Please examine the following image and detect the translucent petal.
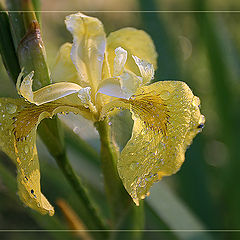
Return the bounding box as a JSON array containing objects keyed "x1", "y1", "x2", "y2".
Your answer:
[
  {"x1": 119, "y1": 70, "x2": 142, "y2": 98},
  {"x1": 98, "y1": 71, "x2": 141, "y2": 101},
  {"x1": 98, "y1": 78, "x2": 126, "y2": 99},
  {"x1": 132, "y1": 55, "x2": 154, "y2": 84},
  {"x1": 51, "y1": 43, "x2": 84, "y2": 86},
  {"x1": 107, "y1": 27, "x2": 158, "y2": 76},
  {"x1": 19, "y1": 72, "x2": 82, "y2": 105},
  {"x1": 0, "y1": 98, "x2": 91, "y2": 215},
  {"x1": 65, "y1": 12, "x2": 106, "y2": 94},
  {"x1": 113, "y1": 47, "x2": 127, "y2": 76},
  {"x1": 117, "y1": 81, "x2": 205, "y2": 205}
]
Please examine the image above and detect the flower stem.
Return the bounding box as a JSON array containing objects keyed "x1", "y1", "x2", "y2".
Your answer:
[
  {"x1": 95, "y1": 120, "x2": 131, "y2": 226},
  {"x1": 95, "y1": 120, "x2": 145, "y2": 236},
  {"x1": 38, "y1": 118, "x2": 108, "y2": 237}
]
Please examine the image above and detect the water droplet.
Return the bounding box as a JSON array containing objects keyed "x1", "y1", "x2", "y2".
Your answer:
[
  {"x1": 6, "y1": 103, "x2": 17, "y2": 114},
  {"x1": 130, "y1": 162, "x2": 139, "y2": 170},
  {"x1": 47, "y1": 86, "x2": 52, "y2": 93},
  {"x1": 130, "y1": 95, "x2": 136, "y2": 100},
  {"x1": 140, "y1": 194, "x2": 146, "y2": 200},
  {"x1": 139, "y1": 179, "x2": 146, "y2": 187},
  {"x1": 73, "y1": 126, "x2": 80, "y2": 135},
  {"x1": 24, "y1": 145, "x2": 29, "y2": 154},
  {"x1": 160, "y1": 90, "x2": 171, "y2": 100},
  {"x1": 199, "y1": 114, "x2": 205, "y2": 124},
  {"x1": 192, "y1": 96, "x2": 200, "y2": 107}
]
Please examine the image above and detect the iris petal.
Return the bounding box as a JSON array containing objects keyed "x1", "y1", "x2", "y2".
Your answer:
[
  {"x1": 116, "y1": 81, "x2": 205, "y2": 205},
  {"x1": 19, "y1": 72, "x2": 82, "y2": 106},
  {"x1": 132, "y1": 55, "x2": 154, "y2": 84},
  {"x1": 51, "y1": 43, "x2": 84, "y2": 86},
  {"x1": 113, "y1": 47, "x2": 127, "y2": 76},
  {"x1": 65, "y1": 12, "x2": 106, "y2": 94},
  {"x1": 107, "y1": 27, "x2": 158, "y2": 76},
  {"x1": 0, "y1": 98, "x2": 91, "y2": 215}
]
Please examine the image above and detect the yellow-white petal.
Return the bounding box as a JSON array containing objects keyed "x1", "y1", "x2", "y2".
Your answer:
[
  {"x1": 107, "y1": 27, "x2": 158, "y2": 77},
  {"x1": 65, "y1": 12, "x2": 106, "y2": 94},
  {"x1": 51, "y1": 43, "x2": 84, "y2": 86},
  {"x1": 132, "y1": 55, "x2": 154, "y2": 84},
  {"x1": 19, "y1": 72, "x2": 82, "y2": 105},
  {"x1": 97, "y1": 78, "x2": 126, "y2": 99},
  {"x1": 113, "y1": 47, "x2": 127, "y2": 76},
  {"x1": 119, "y1": 70, "x2": 142, "y2": 98},
  {"x1": 98, "y1": 70, "x2": 141, "y2": 100}
]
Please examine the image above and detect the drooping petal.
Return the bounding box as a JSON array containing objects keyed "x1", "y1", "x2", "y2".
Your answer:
[
  {"x1": 107, "y1": 27, "x2": 158, "y2": 77},
  {"x1": 116, "y1": 81, "x2": 205, "y2": 205},
  {"x1": 51, "y1": 43, "x2": 84, "y2": 86},
  {"x1": 0, "y1": 98, "x2": 91, "y2": 215},
  {"x1": 19, "y1": 72, "x2": 82, "y2": 106},
  {"x1": 65, "y1": 12, "x2": 106, "y2": 95}
]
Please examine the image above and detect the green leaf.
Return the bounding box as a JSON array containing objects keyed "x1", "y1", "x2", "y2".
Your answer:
[
  {"x1": 139, "y1": 0, "x2": 181, "y2": 81},
  {"x1": 0, "y1": 4, "x2": 21, "y2": 82},
  {"x1": 147, "y1": 182, "x2": 213, "y2": 240}
]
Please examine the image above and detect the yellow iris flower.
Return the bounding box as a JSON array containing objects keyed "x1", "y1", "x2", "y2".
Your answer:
[{"x1": 0, "y1": 12, "x2": 205, "y2": 215}]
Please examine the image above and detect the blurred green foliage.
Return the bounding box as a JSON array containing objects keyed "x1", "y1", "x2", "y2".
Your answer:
[{"x1": 1, "y1": 0, "x2": 240, "y2": 239}]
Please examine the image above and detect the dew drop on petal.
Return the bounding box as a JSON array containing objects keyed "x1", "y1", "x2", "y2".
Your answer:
[
  {"x1": 199, "y1": 114, "x2": 205, "y2": 124},
  {"x1": 159, "y1": 90, "x2": 171, "y2": 100},
  {"x1": 130, "y1": 162, "x2": 139, "y2": 170},
  {"x1": 73, "y1": 126, "x2": 80, "y2": 135},
  {"x1": 139, "y1": 179, "x2": 146, "y2": 188},
  {"x1": 24, "y1": 145, "x2": 29, "y2": 154},
  {"x1": 6, "y1": 103, "x2": 17, "y2": 114}
]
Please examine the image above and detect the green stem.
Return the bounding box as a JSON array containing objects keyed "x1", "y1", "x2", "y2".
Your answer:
[
  {"x1": 38, "y1": 118, "x2": 108, "y2": 236},
  {"x1": 95, "y1": 120, "x2": 145, "y2": 236},
  {"x1": 95, "y1": 120, "x2": 131, "y2": 226},
  {"x1": 95, "y1": 120, "x2": 144, "y2": 239}
]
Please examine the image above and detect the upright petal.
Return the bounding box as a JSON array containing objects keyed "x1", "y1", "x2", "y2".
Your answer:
[
  {"x1": 65, "y1": 12, "x2": 106, "y2": 95},
  {"x1": 113, "y1": 47, "x2": 127, "y2": 76},
  {"x1": 107, "y1": 28, "x2": 157, "y2": 76},
  {"x1": 132, "y1": 55, "x2": 154, "y2": 84},
  {"x1": 0, "y1": 98, "x2": 91, "y2": 215},
  {"x1": 117, "y1": 81, "x2": 205, "y2": 205},
  {"x1": 51, "y1": 43, "x2": 84, "y2": 86}
]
